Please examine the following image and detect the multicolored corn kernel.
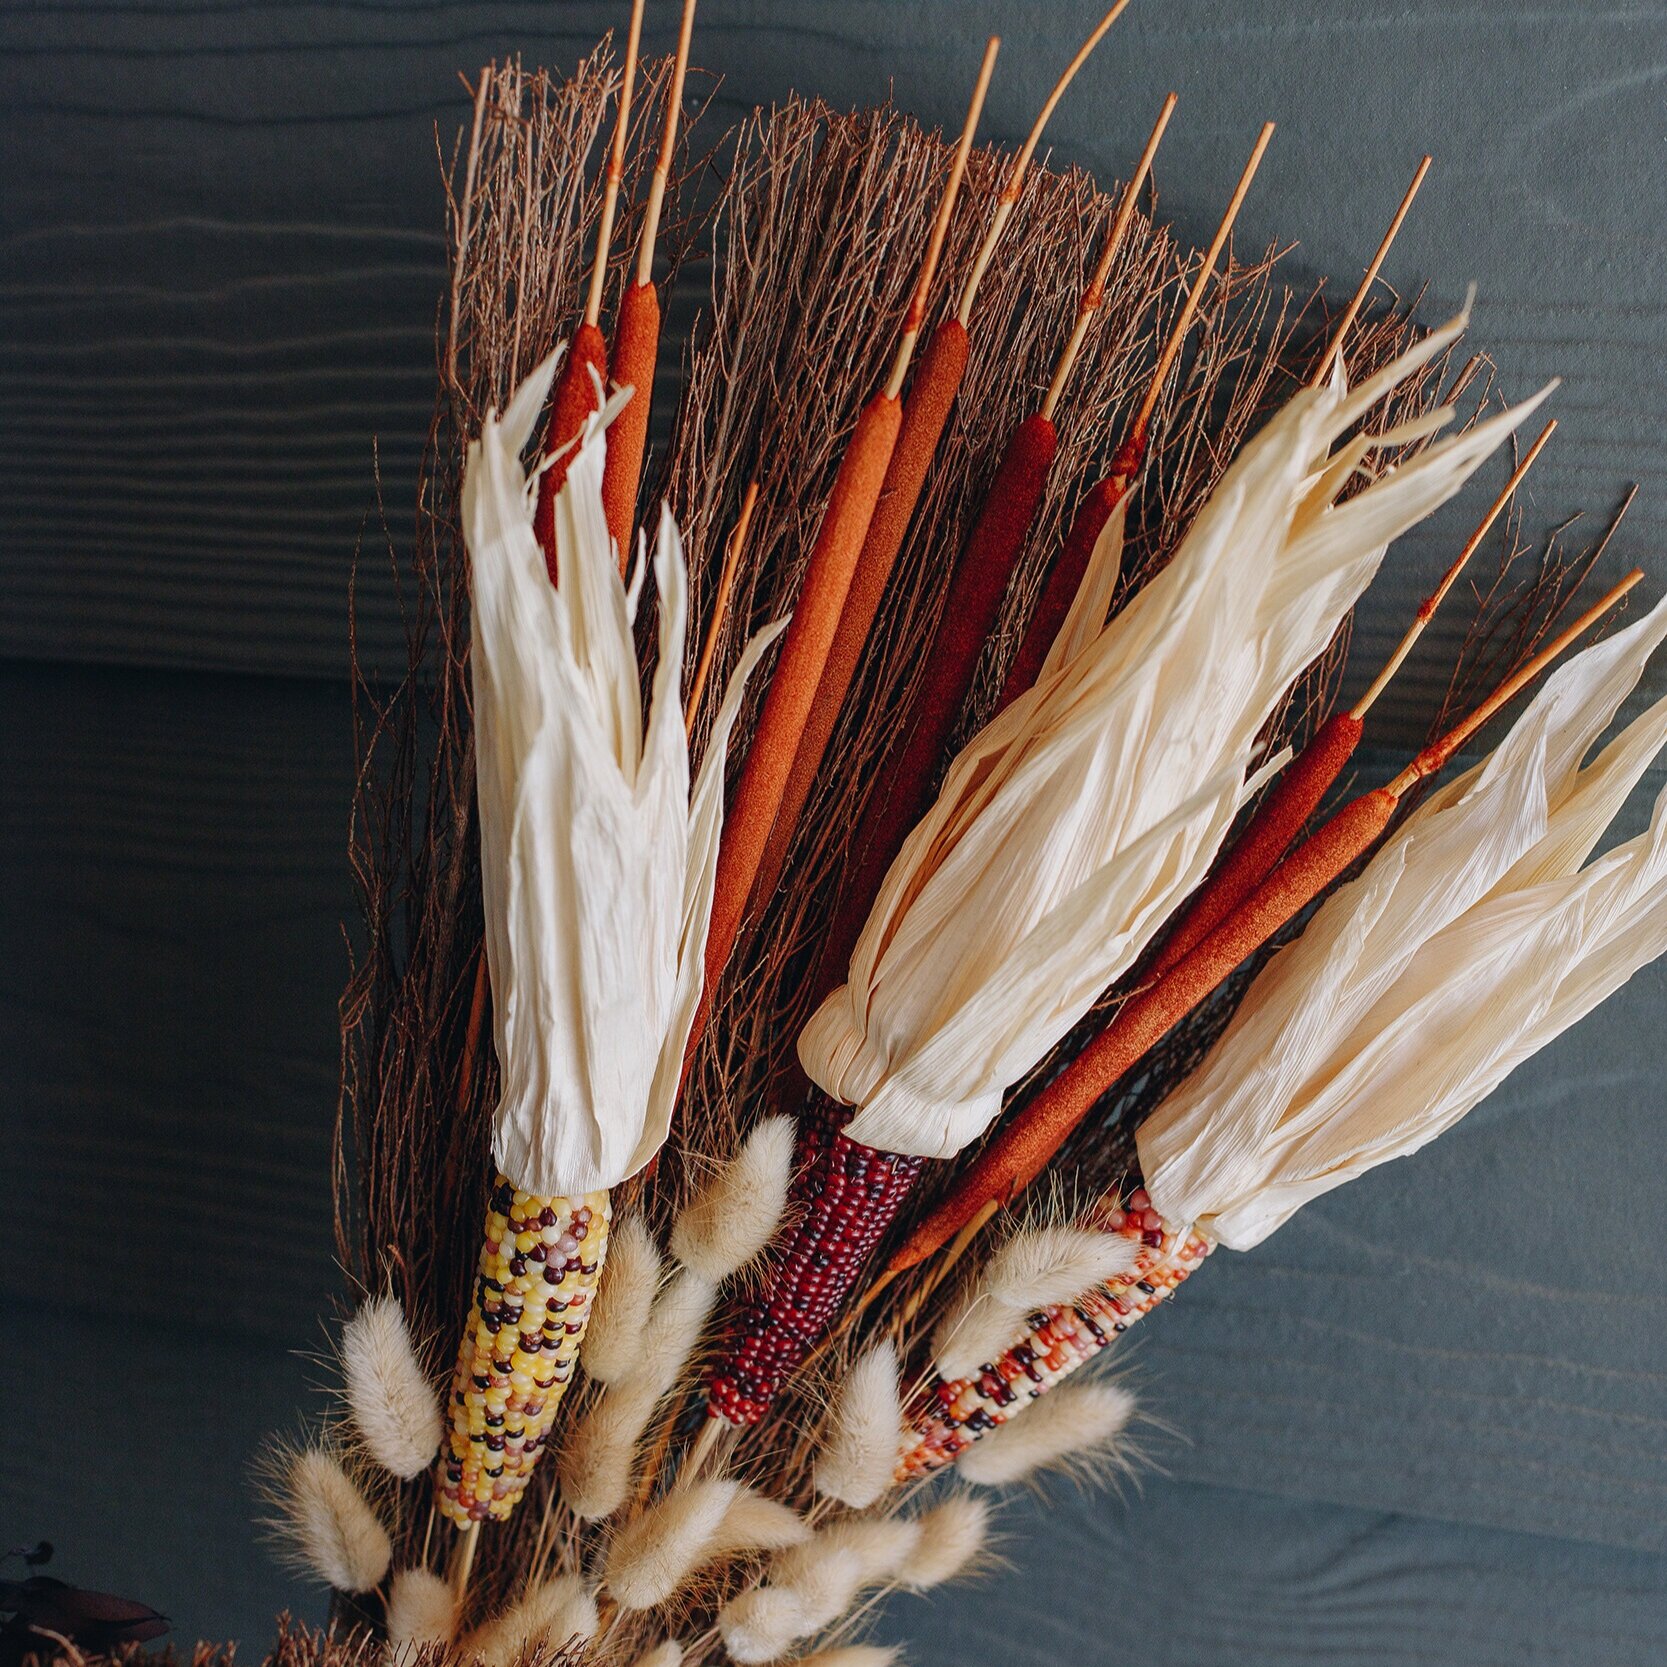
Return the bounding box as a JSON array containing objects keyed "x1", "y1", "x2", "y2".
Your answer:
[
  {"x1": 707, "y1": 1094, "x2": 925, "y2": 1426},
  {"x1": 436, "y1": 1175, "x2": 611, "y2": 1526},
  {"x1": 896, "y1": 1185, "x2": 1209, "y2": 1480}
]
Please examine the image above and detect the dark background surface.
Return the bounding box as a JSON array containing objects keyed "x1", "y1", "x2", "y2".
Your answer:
[{"x1": 3, "y1": 2, "x2": 1666, "y2": 1661}]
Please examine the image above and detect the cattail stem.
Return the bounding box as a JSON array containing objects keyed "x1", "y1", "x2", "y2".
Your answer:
[
  {"x1": 686, "y1": 482, "x2": 758, "y2": 737},
  {"x1": 1386, "y1": 567, "x2": 1644, "y2": 793},
  {"x1": 1040, "y1": 93, "x2": 1177, "y2": 423},
  {"x1": 884, "y1": 37, "x2": 999, "y2": 400},
  {"x1": 1351, "y1": 418, "x2": 1556, "y2": 721},
  {"x1": 602, "y1": 0, "x2": 699, "y2": 566},
  {"x1": 1310, "y1": 155, "x2": 1431, "y2": 388},
  {"x1": 955, "y1": 0, "x2": 1133, "y2": 326},
  {"x1": 1126, "y1": 120, "x2": 1275, "y2": 446}
]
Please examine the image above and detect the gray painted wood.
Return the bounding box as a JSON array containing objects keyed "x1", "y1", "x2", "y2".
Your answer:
[{"x1": 4, "y1": 0, "x2": 1667, "y2": 1655}]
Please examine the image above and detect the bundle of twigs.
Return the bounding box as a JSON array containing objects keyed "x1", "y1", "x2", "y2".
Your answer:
[{"x1": 277, "y1": 12, "x2": 1663, "y2": 1667}]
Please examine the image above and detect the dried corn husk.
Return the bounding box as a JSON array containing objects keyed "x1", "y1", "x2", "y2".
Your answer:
[
  {"x1": 802, "y1": 311, "x2": 1549, "y2": 1161},
  {"x1": 464, "y1": 352, "x2": 783, "y2": 1195},
  {"x1": 1140, "y1": 596, "x2": 1667, "y2": 1248}
]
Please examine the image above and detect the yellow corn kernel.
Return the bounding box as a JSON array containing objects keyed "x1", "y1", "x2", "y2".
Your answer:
[{"x1": 435, "y1": 1174, "x2": 611, "y2": 1527}]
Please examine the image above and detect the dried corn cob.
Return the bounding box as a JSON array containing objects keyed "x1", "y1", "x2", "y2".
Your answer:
[
  {"x1": 707, "y1": 1098, "x2": 924, "y2": 1426},
  {"x1": 437, "y1": 1176, "x2": 612, "y2": 1525},
  {"x1": 897, "y1": 1184, "x2": 1207, "y2": 1480}
]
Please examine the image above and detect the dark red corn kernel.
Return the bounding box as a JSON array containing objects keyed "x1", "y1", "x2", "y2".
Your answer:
[{"x1": 707, "y1": 1093, "x2": 925, "y2": 1426}]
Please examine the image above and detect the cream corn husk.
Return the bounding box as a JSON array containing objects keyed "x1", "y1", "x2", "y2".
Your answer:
[
  {"x1": 438, "y1": 351, "x2": 782, "y2": 1528},
  {"x1": 1139, "y1": 594, "x2": 1667, "y2": 1249},
  {"x1": 468, "y1": 351, "x2": 784, "y2": 1199},
  {"x1": 802, "y1": 310, "x2": 1551, "y2": 1160}
]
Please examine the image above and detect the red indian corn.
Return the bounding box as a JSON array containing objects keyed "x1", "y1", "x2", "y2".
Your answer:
[
  {"x1": 437, "y1": 1176, "x2": 611, "y2": 1525},
  {"x1": 707, "y1": 1097, "x2": 925, "y2": 1425}
]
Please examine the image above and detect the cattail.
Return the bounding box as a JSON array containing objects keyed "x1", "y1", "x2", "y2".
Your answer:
[
  {"x1": 898, "y1": 1495, "x2": 991, "y2": 1589},
  {"x1": 605, "y1": 1478, "x2": 808, "y2": 1610},
  {"x1": 339, "y1": 1295, "x2": 443, "y2": 1480},
  {"x1": 954, "y1": 1382, "x2": 1138, "y2": 1488},
  {"x1": 671, "y1": 1114, "x2": 795, "y2": 1281},
  {"x1": 815, "y1": 1342, "x2": 904, "y2": 1509},
  {"x1": 583, "y1": 1214, "x2": 664, "y2": 1384},
  {"x1": 270, "y1": 1447, "x2": 391, "y2": 1593},
  {"x1": 533, "y1": 0, "x2": 645, "y2": 569},
  {"x1": 601, "y1": 0, "x2": 698, "y2": 566},
  {"x1": 385, "y1": 1567, "x2": 457, "y2": 1650},
  {"x1": 932, "y1": 1226, "x2": 1138, "y2": 1380},
  {"x1": 473, "y1": 1573, "x2": 599, "y2": 1667}
]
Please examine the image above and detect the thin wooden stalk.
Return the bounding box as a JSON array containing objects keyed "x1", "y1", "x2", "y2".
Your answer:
[
  {"x1": 602, "y1": 0, "x2": 699, "y2": 569},
  {"x1": 534, "y1": 0, "x2": 647, "y2": 571},
  {"x1": 994, "y1": 121, "x2": 1275, "y2": 711}
]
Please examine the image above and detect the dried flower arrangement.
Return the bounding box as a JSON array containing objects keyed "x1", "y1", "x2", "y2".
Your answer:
[{"x1": 29, "y1": 5, "x2": 1642, "y2": 1667}]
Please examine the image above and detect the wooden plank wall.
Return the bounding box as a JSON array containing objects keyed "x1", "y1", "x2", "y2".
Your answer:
[{"x1": 2, "y1": 1, "x2": 1665, "y2": 1656}]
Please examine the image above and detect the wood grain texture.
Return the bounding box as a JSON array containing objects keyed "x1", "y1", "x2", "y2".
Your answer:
[{"x1": 4, "y1": 1, "x2": 1667, "y2": 749}]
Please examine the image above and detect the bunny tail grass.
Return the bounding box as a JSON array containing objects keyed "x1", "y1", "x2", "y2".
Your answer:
[
  {"x1": 385, "y1": 1567, "x2": 458, "y2": 1649},
  {"x1": 815, "y1": 1341, "x2": 904, "y2": 1509},
  {"x1": 955, "y1": 1382, "x2": 1139, "y2": 1488},
  {"x1": 933, "y1": 1226, "x2": 1139, "y2": 1380},
  {"x1": 671, "y1": 1114, "x2": 795, "y2": 1280},
  {"x1": 340, "y1": 1295, "x2": 443, "y2": 1480},
  {"x1": 583, "y1": 1214, "x2": 664, "y2": 1384},
  {"x1": 268, "y1": 1446, "x2": 391, "y2": 1594}
]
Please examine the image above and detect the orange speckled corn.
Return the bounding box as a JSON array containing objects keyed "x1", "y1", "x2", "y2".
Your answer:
[
  {"x1": 436, "y1": 1174, "x2": 611, "y2": 1526},
  {"x1": 896, "y1": 1184, "x2": 1209, "y2": 1481}
]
